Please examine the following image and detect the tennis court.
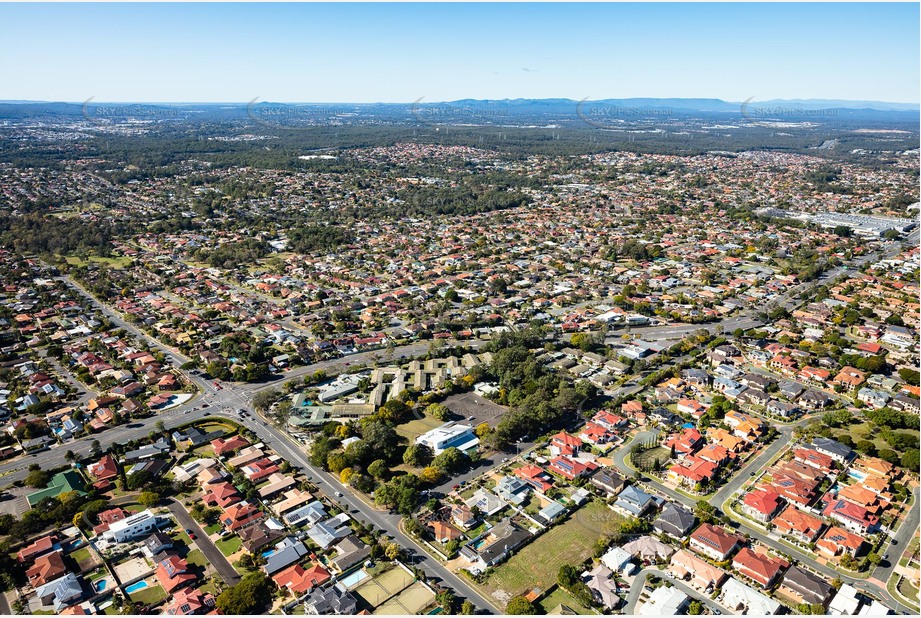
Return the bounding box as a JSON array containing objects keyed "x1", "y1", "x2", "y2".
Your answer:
[
  {"x1": 373, "y1": 582, "x2": 436, "y2": 615},
  {"x1": 353, "y1": 566, "x2": 416, "y2": 609}
]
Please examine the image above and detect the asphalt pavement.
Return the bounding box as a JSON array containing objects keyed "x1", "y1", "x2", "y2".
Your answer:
[
  {"x1": 623, "y1": 568, "x2": 728, "y2": 614},
  {"x1": 166, "y1": 499, "x2": 241, "y2": 585}
]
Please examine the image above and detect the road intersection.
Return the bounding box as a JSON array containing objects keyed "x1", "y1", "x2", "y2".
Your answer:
[{"x1": 5, "y1": 235, "x2": 913, "y2": 612}]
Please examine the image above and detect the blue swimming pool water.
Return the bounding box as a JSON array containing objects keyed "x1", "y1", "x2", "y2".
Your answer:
[
  {"x1": 338, "y1": 569, "x2": 368, "y2": 588},
  {"x1": 125, "y1": 581, "x2": 148, "y2": 593},
  {"x1": 262, "y1": 550, "x2": 274, "y2": 558},
  {"x1": 95, "y1": 579, "x2": 107, "y2": 592}
]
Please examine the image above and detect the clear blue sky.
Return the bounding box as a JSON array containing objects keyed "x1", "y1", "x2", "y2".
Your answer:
[{"x1": 1, "y1": 2, "x2": 918, "y2": 103}]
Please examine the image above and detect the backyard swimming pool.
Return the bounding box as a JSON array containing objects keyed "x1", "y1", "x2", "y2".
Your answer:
[
  {"x1": 338, "y1": 569, "x2": 369, "y2": 588},
  {"x1": 94, "y1": 579, "x2": 107, "y2": 592},
  {"x1": 125, "y1": 581, "x2": 149, "y2": 594}
]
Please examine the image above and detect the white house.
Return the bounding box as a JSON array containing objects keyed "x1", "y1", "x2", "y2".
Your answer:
[
  {"x1": 720, "y1": 577, "x2": 781, "y2": 615},
  {"x1": 101, "y1": 510, "x2": 161, "y2": 543}
]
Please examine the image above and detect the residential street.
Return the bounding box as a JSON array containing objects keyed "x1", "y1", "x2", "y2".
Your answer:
[
  {"x1": 166, "y1": 499, "x2": 241, "y2": 586},
  {"x1": 3, "y1": 241, "x2": 913, "y2": 612},
  {"x1": 622, "y1": 568, "x2": 728, "y2": 614}
]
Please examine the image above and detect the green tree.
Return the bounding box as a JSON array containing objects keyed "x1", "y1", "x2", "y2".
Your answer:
[
  {"x1": 360, "y1": 419, "x2": 402, "y2": 461},
  {"x1": 25, "y1": 469, "x2": 50, "y2": 488},
  {"x1": 367, "y1": 459, "x2": 389, "y2": 480},
  {"x1": 378, "y1": 399, "x2": 413, "y2": 423},
  {"x1": 506, "y1": 596, "x2": 537, "y2": 615},
  {"x1": 138, "y1": 492, "x2": 160, "y2": 508},
  {"x1": 459, "y1": 600, "x2": 475, "y2": 615},
  {"x1": 403, "y1": 444, "x2": 432, "y2": 467},
  {"x1": 558, "y1": 564, "x2": 580, "y2": 588},
  {"x1": 327, "y1": 453, "x2": 349, "y2": 474},
  {"x1": 695, "y1": 500, "x2": 716, "y2": 524},
  {"x1": 425, "y1": 403, "x2": 451, "y2": 421},
  {"x1": 901, "y1": 449, "x2": 920, "y2": 471},
  {"x1": 435, "y1": 589, "x2": 456, "y2": 612},
  {"x1": 216, "y1": 572, "x2": 274, "y2": 614},
  {"x1": 432, "y1": 447, "x2": 467, "y2": 473},
  {"x1": 252, "y1": 388, "x2": 278, "y2": 412}
]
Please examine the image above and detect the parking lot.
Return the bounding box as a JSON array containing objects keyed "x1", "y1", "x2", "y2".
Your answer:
[{"x1": 443, "y1": 391, "x2": 506, "y2": 427}]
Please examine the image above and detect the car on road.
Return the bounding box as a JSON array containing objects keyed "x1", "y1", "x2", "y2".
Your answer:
[
  {"x1": 467, "y1": 416, "x2": 475, "y2": 421},
  {"x1": 335, "y1": 491, "x2": 343, "y2": 498}
]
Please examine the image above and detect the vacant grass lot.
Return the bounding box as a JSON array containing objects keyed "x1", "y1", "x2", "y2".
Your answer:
[
  {"x1": 63, "y1": 255, "x2": 133, "y2": 269},
  {"x1": 831, "y1": 424, "x2": 919, "y2": 459},
  {"x1": 483, "y1": 501, "x2": 624, "y2": 599},
  {"x1": 395, "y1": 416, "x2": 443, "y2": 441}
]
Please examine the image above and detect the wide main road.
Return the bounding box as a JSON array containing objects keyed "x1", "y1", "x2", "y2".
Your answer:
[{"x1": 0, "y1": 401, "x2": 500, "y2": 613}]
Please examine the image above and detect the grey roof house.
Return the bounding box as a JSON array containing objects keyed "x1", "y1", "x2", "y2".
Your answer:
[{"x1": 653, "y1": 503, "x2": 696, "y2": 538}]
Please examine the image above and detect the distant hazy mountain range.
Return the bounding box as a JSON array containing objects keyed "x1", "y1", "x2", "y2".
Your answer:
[
  {"x1": 1, "y1": 97, "x2": 917, "y2": 111},
  {"x1": 0, "y1": 98, "x2": 916, "y2": 124}
]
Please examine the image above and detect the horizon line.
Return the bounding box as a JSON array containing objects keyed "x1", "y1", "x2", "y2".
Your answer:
[{"x1": 2, "y1": 97, "x2": 920, "y2": 107}]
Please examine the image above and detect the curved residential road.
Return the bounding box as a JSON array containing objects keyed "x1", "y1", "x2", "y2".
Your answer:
[
  {"x1": 623, "y1": 568, "x2": 728, "y2": 614},
  {"x1": 610, "y1": 418, "x2": 911, "y2": 610}
]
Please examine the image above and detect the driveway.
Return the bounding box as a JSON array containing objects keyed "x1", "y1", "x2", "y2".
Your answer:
[{"x1": 166, "y1": 499, "x2": 240, "y2": 585}]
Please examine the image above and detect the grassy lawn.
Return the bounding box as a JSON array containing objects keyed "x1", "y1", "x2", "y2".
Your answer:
[
  {"x1": 465, "y1": 521, "x2": 490, "y2": 540},
  {"x1": 215, "y1": 535, "x2": 243, "y2": 556},
  {"x1": 129, "y1": 584, "x2": 168, "y2": 606},
  {"x1": 898, "y1": 577, "x2": 919, "y2": 603},
  {"x1": 186, "y1": 549, "x2": 208, "y2": 567},
  {"x1": 204, "y1": 522, "x2": 223, "y2": 535},
  {"x1": 538, "y1": 587, "x2": 596, "y2": 615},
  {"x1": 64, "y1": 255, "x2": 133, "y2": 269},
  {"x1": 171, "y1": 529, "x2": 194, "y2": 548},
  {"x1": 632, "y1": 447, "x2": 671, "y2": 472},
  {"x1": 522, "y1": 497, "x2": 542, "y2": 517},
  {"x1": 198, "y1": 422, "x2": 235, "y2": 434},
  {"x1": 69, "y1": 546, "x2": 92, "y2": 564},
  {"x1": 198, "y1": 579, "x2": 222, "y2": 596},
  {"x1": 483, "y1": 501, "x2": 624, "y2": 598},
  {"x1": 832, "y1": 424, "x2": 920, "y2": 458},
  {"x1": 395, "y1": 416, "x2": 443, "y2": 441},
  {"x1": 192, "y1": 445, "x2": 216, "y2": 459}
]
